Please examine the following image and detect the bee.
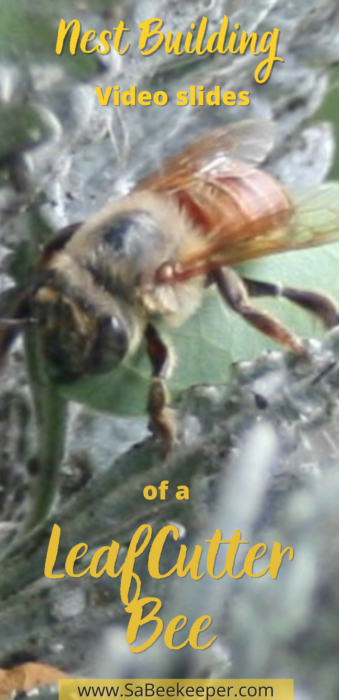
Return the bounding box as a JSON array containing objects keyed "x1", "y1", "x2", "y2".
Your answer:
[{"x1": 2, "y1": 119, "x2": 339, "y2": 451}]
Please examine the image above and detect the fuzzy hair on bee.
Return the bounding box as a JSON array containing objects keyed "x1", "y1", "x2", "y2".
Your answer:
[
  {"x1": 32, "y1": 191, "x2": 205, "y2": 384},
  {"x1": 2, "y1": 119, "x2": 339, "y2": 451}
]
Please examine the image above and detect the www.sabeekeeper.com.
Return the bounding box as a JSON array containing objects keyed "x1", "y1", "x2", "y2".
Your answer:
[{"x1": 59, "y1": 679, "x2": 293, "y2": 699}]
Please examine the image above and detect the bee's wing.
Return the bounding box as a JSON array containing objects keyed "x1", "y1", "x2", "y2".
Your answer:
[
  {"x1": 137, "y1": 120, "x2": 339, "y2": 280},
  {"x1": 228, "y1": 183, "x2": 339, "y2": 263},
  {"x1": 159, "y1": 182, "x2": 339, "y2": 281},
  {"x1": 289, "y1": 184, "x2": 339, "y2": 250},
  {"x1": 138, "y1": 119, "x2": 276, "y2": 191}
]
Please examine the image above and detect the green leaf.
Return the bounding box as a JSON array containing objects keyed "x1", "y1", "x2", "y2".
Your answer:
[{"x1": 59, "y1": 350, "x2": 150, "y2": 417}]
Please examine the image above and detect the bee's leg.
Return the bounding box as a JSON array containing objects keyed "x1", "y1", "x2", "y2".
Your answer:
[
  {"x1": 145, "y1": 323, "x2": 176, "y2": 454},
  {"x1": 242, "y1": 277, "x2": 339, "y2": 329},
  {"x1": 213, "y1": 267, "x2": 305, "y2": 353}
]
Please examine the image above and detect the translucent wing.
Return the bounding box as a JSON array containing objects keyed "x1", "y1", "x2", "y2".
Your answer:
[
  {"x1": 290, "y1": 184, "x2": 339, "y2": 250},
  {"x1": 136, "y1": 120, "x2": 339, "y2": 282},
  {"x1": 153, "y1": 176, "x2": 339, "y2": 283},
  {"x1": 138, "y1": 120, "x2": 276, "y2": 191},
  {"x1": 170, "y1": 182, "x2": 339, "y2": 281},
  {"x1": 229, "y1": 183, "x2": 339, "y2": 263}
]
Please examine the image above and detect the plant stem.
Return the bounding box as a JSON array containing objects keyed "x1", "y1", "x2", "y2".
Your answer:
[{"x1": 24, "y1": 323, "x2": 68, "y2": 532}]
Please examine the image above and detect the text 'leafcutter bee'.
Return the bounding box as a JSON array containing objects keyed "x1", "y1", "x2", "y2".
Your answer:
[{"x1": 2, "y1": 119, "x2": 339, "y2": 450}]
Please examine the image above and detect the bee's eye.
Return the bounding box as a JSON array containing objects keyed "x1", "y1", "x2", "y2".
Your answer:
[
  {"x1": 94, "y1": 315, "x2": 129, "y2": 371},
  {"x1": 106, "y1": 316, "x2": 128, "y2": 353}
]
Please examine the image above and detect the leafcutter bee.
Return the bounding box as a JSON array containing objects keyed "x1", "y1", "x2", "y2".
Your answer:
[{"x1": 2, "y1": 119, "x2": 339, "y2": 451}]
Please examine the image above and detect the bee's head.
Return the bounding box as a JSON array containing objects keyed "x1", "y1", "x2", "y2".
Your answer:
[{"x1": 32, "y1": 285, "x2": 130, "y2": 381}]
